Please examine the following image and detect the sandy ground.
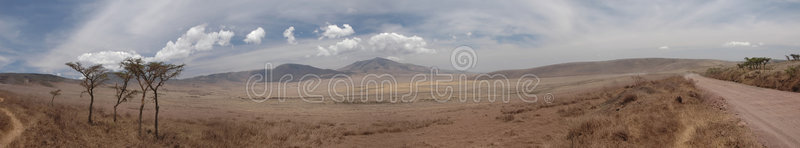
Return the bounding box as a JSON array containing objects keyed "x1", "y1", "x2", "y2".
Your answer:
[{"x1": 687, "y1": 74, "x2": 800, "y2": 147}]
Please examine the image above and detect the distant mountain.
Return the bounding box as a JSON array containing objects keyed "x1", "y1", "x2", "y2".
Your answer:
[
  {"x1": 0, "y1": 73, "x2": 72, "y2": 87},
  {"x1": 184, "y1": 63, "x2": 348, "y2": 83},
  {"x1": 487, "y1": 58, "x2": 734, "y2": 78},
  {"x1": 337, "y1": 57, "x2": 433, "y2": 75}
]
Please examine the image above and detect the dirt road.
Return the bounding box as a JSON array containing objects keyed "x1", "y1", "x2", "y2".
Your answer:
[
  {"x1": 687, "y1": 74, "x2": 800, "y2": 148},
  {"x1": 0, "y1": 107, "x2": 24, "y2": 147}
]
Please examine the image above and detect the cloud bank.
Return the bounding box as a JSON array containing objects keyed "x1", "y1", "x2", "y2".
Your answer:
[
  {"x1": 316, "y1": 32, "x2": 435, "y2": 56},
  {"x1": 77, "y1": 51, "x2": 143, "y2": 71},
  {"x1": 76, "y1": 24, "x2": 234, "y2": 71}
]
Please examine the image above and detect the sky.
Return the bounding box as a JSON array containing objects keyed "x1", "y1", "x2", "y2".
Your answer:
[{"x1": 0, "y1": 0, "x2": 799, "y2": 78}]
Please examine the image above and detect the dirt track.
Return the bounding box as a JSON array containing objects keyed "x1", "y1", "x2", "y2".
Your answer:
[
  {"x1": 687, "y1": 74, "x2": 800, "y2": 147},
  {"x1": 0, "y1": 104, "x2": 24, "y2": 146}
]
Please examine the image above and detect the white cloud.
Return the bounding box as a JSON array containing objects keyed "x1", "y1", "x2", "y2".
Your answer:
[
  {"x1": 23, "y1": 0, "x2": 800, "y2": 76},
  {"x1": 283, "y1": 26, "x2": 297, "y2": 45},
  {"x1": 466, "y1": 32, "x2": 472, "y2": 37},
  {"x1": 243, "y1": 27, "x2": 265, "y2": 44},
  {"x1": 367, "y1": 32, "x2": 435, "y2": 54},
  {"x1": 151, "y1": 24, "x2": 234, "y2": 61},
  {"x1": 318, "y1": 24, "x2": 354, "y2": 39},
  {"x1": 316, "y1": 37, "x2": 362, "y2": 56},
  {"x1": 722, "y1": 41, "x2": 763, "y2": 47},
  {"x1": 77, "y1": 51, "x2": 143, "y2": 71},
  {"x1": 316, "y1": 32, "x2": 435, "y2": 56},
  {"x1": 74, "y1": 24, "x2": 234, "y2": 71},
  {"x1": 658, "y1": 46, "x2": 669, "y2": 49}
]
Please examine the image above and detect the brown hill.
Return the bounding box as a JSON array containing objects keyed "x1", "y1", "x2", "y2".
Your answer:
[
  {"x1": 185, "y1": 63, "x2": 348, "y2": 83},
  {"x1": 488, "y1": 58, "x2": 733, "y2": 78},
  {"x1": 337, "y1": 57, "x2": 433, "y2": 75},
  {"x1": 0, "y1": 73, "x2": 72, "y2": 87}
]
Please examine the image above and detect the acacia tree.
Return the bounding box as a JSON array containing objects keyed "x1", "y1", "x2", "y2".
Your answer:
[
  {"x1": 49, "y1": 89, "x2": 61, "y2": 106},
  {"x1": 122, "y1": 58, "x2": 150, "y2": 136},
  {"x1": 742, "y1": 57, "x2": 771, "y2": 71},
  {"x1": 143, "y1": 62, "x2": 184, "y2": 137},
  {"x1": 111, "y1": 71, "x2": 139, "y2": 122},
  {"x1": 66, "y1": 62, "x2": 109, "y2": 124}
]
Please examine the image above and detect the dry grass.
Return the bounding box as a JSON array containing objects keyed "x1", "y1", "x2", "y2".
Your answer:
[
  {"x1": 0, "y1": 109, "x2": 10, "y2": 136},
  {"x1": 0, "y1": 74, "x2": 762, "y2": 147},
  {"x1": 0, "y1": 90, "x2": 353, "y2": 147},
  {"x1": 554, "y1": 76, "x2": 761, "y2": 147},
  {"x1": 705, "y1": 61, "x2": 800, "y2": 92},
  {"x1": 0, "y1": 89, "x2": 465, "y2": 147},
  {"x1": 343, "y1": 118, "x2": 453, "y2": 136}
]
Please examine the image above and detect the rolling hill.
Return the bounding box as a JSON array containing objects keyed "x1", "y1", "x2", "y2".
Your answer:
[
  {"x1": 337, "y1": 57, "x2": 433, "y2": 75},
  {"x1": 0, "y1": 73, "x2": 72, "y2": 87},
  {"x1": 486, "y1": 58, "x2": 733, "y2": 78},
  {"x1": 184, "y1": 63, "x2": 348, "y2": 83}
]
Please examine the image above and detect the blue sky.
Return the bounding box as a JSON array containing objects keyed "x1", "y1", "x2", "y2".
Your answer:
[{"x1": 0, "y1": 0, "x2": 799, "y2": 78}]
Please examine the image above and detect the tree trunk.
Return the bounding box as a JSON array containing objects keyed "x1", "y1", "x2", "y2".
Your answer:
[
  {"x1": 50, "y1": 95, "x2": 55, "y2": 106},
  {"x1": 88, "y1": 90, "x2": 94, "y2": 124},
  {"x1": 138, "y1": 94, "x2": 145, "y2": 136},
  {"x1": 154, "y1": 90, "x2": 160, "y2": 138},
  {"x1": 113, "y1": 103, "x2": 119, "y2": 122}
]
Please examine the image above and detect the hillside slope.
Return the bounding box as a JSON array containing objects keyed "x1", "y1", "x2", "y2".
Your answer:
[
  {"x1": 0, "y1": 73, "x2": 71, "y2": 87},
  {"x1": 488, "y1": 58, "x2": 733, "y2": 78},
  {"x1": 337, "y1": 57, "x2": 432, "y2": 75},
  {"x1": 185, "y1": 63, "x2": 348, "y2": 83}
]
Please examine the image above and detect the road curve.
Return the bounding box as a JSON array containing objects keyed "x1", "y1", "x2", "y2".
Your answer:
[
  {"x1": 0, "y1": 107, "x2": 24, "y2": 147},
  {"x1": 686, "y1": 74, "x2": 800, "y2": 148}
]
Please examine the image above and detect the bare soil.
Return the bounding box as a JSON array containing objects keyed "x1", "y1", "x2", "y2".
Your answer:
[{"x1": 688, "y1": 73, "x2": 800, "y2": 147}]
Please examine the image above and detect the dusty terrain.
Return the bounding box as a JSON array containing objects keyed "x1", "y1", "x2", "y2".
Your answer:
[
  {"x1": 0, "y1": 72, "x2": 763, "y2": 147},
  {"x1": 689, "y1": 74, "x2": 800, "y2": 147},
  {"x1": 0, "y1": 98, "x2": 24, "y2": 146},
  {"x1": 0, "y1": 58, "x2": 768, "y2": 147}
]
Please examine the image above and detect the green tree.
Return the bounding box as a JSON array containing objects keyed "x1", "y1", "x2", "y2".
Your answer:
[
  {"x1": 111, "y1": 71, "x2": 139, "y2": 122},
  {"x1": 65, "y1": 62, "x2": 109, "y2": 124},
  {"x1": 143, "y1": 62, "x2": 184, "y2": 138},
  {"x1": 49, "y1": 89, "x2": 61, "y2": 106},
  {"x1": 122, "y1": 58, "x2": 150, "y2": 136},
  {"x1": 122, "y1": 58, "x2": 184, "y2": 137}
]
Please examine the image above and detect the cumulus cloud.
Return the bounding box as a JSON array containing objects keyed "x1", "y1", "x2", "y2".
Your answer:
[
  {"x1": 283, "y1": 26, "x2": 297, "y2": 45},
  {"x1": 723, "y1": 41, "x2": 763, "y2": 47},
  {"x1": 74, "y1": 24, "x2": 234, "y2": 71},
  {"x1": 318, "y1": 24, "x2": 354, "y2": 39},
  {"x1": 244, "y1": 27, "x2": 265, "y2": 44},
  {"x1": 316, "y1": 32, "x2": 435, "y2": 56},
  {"x1": 152, "y1": 24, "x2": 234, "y2": 61},
  {"x1": 367, "y1": 32, "x2": 435, "y2": 54},
  {"x1": 316, "y1": 37, "x2": 362, "y2": 56},
  {"x1": 77, "y1": 51, "x2": 143, "y2": 71}
]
